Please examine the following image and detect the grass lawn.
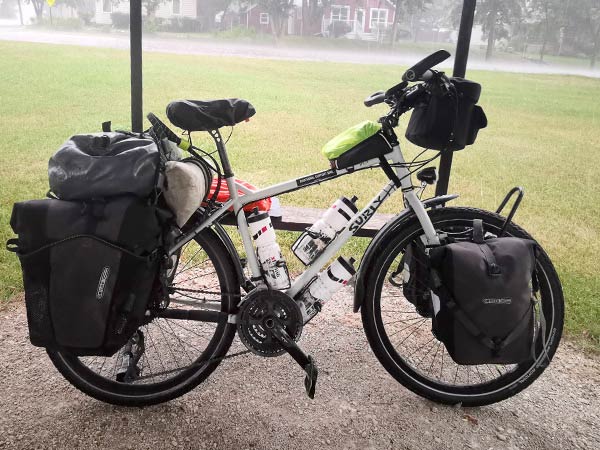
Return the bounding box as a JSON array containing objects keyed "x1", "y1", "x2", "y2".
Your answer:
[{"x1": 0, "y1": 41, "x2": 598, "y2": 349}]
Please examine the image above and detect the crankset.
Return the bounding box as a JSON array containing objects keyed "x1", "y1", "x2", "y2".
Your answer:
[{"x1": 237, "y1": 289, "x2": 319, "y2": 399}]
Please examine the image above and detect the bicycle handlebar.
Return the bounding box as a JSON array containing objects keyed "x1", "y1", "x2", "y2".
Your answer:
[
  {"x1": 364, "y1": 50, "x2": 452, "y2": 128},
  {"x1": 147, "y1": 112, "x2": 191, "y2": 151},
  {"x1": 402, "y1": 49, "x2": 451, "y2": 82}
]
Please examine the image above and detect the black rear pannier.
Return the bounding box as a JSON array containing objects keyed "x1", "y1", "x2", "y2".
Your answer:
[
  {"x1": 405, "y1": 77, "x2": 487, "y2": 151},
  {"x1": 8, "y1": 196, "x2": 162, "y2": 356},
  {"x1": 48, "y1": 132, "x2": 161, "y2": 200},
  {"x1": 428, "y1": 220, "x2": 538, "y2": 365}
]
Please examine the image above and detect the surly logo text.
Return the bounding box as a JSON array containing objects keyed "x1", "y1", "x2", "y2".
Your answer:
[
  {"x1": 96, "y1": 266, "x2": 111, "y2": 300},
  {"x1": 349, "y1": 195, "x2": 384, "y2": 233},
  {"x1": 482, "y1": 298, "x2": 512, "y2": 305}
]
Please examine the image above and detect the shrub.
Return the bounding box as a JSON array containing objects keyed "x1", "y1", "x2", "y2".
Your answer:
[
  {"x1": 329, "y1": 21, "x2": 351, "y2": 38},
  {"x1": 215, "y1": 25, "x2": 257, "y2": 39},
  {"x1": 142, "y1": 17, "x2": 164, "y2": 33},
  {"x1": 111, "y1": 12, "x2": 130, "y2": 30},
  {"x1": 34, "y1": 17, "x2": 83, "y2": 30}
]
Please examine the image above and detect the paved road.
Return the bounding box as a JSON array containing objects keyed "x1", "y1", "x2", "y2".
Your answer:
[
  {"x1": 0, "y1": 291, "x2": 598, "y2": 450},
  {"x1": 1, "y1": 26, "x2": 599, "y2": 78}
]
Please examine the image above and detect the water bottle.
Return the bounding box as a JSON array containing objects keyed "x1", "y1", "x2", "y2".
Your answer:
[
  {"x1": 291, "y1": 196, "x2": 358, "y2": 265},
  {"x1": 299, "y1": 257, "x2": 356, "y2": 321},
  {"x1": 247, "y1": 209, "x2": 291, "y2": 290}
]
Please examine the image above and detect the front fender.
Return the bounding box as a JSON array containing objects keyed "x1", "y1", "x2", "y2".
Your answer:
[{"x1": 353, "y1": 194, "x2": 457, "y2": 312}]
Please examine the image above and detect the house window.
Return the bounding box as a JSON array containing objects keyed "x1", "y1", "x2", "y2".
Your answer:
[
  {"x1": 331, "y1": 5, "x2": 350, "y2": 22},
  {"x1": 260, "y1": 13, "x2": 269, "y2": 25},
  {"x1": 172, "y1": 0, "x2": 181, "y2": 15},
  {"x1": 102, "y1": 0, "x2": 112, "y2": 13},
  {"x1": 369, "y1": 8, "x2": 388, "y2": 28}
]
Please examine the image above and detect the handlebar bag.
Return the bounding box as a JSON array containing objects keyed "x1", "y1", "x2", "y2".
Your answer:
[
  {"x1": 405, "y1": 78, "x2": 487, "y2": 151},
  {"x1": 8, "y1": 196, "x2": 162, "y2": 356},
  {"x1": 48, "y1": 132, "x2": 161, "y2": 200},
  {"x1": 322, "y1": 121, "x2": 393, "y2": 169},
  {"x1": 428, "y1": 220, "x2": 538, "y2": 365}
]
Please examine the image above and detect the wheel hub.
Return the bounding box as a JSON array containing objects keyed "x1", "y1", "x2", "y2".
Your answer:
[{"x1": 237, "y1": 289, "x2": 303, "y2": 357}]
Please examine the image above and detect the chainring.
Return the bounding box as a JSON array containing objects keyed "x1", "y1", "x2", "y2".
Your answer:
[{"x1": 237, "y1": 289, "x2": 303, "y2": 357}]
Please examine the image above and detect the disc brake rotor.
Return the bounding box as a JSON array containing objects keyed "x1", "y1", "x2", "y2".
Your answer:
[{"x1": 237, "y1": 289, "x2": 303, "y2": 357}]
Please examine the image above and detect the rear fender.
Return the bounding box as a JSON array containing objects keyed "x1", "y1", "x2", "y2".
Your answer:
[{"x1": 353, "y1": 194, "x2": 457, "y2": 312}]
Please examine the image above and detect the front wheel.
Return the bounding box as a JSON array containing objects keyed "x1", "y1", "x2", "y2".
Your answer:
[{"x1": 361, "y1": 207, "x2": 564, "y2": 406}]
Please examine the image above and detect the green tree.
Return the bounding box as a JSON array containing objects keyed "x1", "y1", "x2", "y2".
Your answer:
[
  {"x1": 111, "y1": 0, "x2": 168, "y2": 19},
  {"x1": 0, "y1": 0, "x2": 17, "y2": 19},
  {"x1": 566, "y1": 0, "x2": 600, "y2": 68},
  {"x1": 526, "y1": 0, "x2": 564, "y2": 61},
  {"x1": 301, "y1": 0, "x2": 329, "y2": 36},
  {"x1": 257, "y1": 0, "x2": 294, "y2": 37},
  {"x1": 470, "y1": 0, "x2": 523, "y2": 60},
  {"x1": 25, "y1": 0, "x2": 44, "y2": 21},
  {"x1": 390, "y1": 0, "x2": 426, "y2": 44},
  {"x1": 143, "y1": 0, "x2": 165, "y2": 18},
  {"x1": 59, "y1": 0, "x2": 94, "y2": 23}
]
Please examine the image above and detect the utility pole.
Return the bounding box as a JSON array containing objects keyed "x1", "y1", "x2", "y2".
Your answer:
[
  {"x1": 130, "y1": 0, "x2": 143, "y2": 132},
  {"x1": 435, "y1": 0, "x2": 476, "y2": 197}
]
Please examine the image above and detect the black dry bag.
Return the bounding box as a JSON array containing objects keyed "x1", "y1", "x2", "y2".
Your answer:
[
  {"x1": 8, "y1": 196, "x2": 162, "y2": 357},
  {"x1": 48, "y1": 132, "x2": 161, "y2": 200},
  {"x1": 428, "y1": 220, "x2": 538, "y2": 365}
]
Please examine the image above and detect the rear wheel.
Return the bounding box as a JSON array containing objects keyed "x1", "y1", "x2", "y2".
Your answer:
[
  {"x1": 48, "y1": 229, "x2": 239, "y2": 407},
  {"x1": 361, "y1": 207, "x2": 564, "y2": 406}
]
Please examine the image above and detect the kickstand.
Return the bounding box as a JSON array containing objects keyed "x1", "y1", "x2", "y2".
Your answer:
[
  {"x1": 270, "y1": 324, "x2": 319, "y2": 399},
  {"x1": 116, "y1": 331, "x2": 145, "y2": 383}
]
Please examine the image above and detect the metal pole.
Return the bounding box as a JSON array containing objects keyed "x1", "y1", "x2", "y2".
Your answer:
[
  {"x1": 435, "y1": 0, "x2": 476, "y2": 197},
  {"x1": 130, "y1": 0, "x2": 143, "y2": 133}
]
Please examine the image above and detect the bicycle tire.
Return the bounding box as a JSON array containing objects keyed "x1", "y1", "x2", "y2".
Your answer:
[
  {"x1": 361, "y1": 207, "x2": 564, "y2": 406},
  {"x1": 47, "y1": 229, "x2": 239, "y2": 407}
]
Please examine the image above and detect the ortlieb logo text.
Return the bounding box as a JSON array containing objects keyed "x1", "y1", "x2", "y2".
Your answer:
[
  {"x1": 482, "y1": 298, "x2": 512, "y2": 305},
  {"x1": 96, "y1": 267, "x2": 110, "y2": 300}
]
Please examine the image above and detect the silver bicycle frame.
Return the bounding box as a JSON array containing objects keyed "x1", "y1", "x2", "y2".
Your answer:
[{"x1": 168, "y1": 143, "x2": 439, "y2": 298}]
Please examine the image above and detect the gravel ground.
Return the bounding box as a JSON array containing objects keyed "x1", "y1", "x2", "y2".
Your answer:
[{"x1": 1, "y1": 290, "x2": 598, "y2": 450}]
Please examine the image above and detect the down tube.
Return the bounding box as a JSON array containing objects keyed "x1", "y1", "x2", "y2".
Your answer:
[{"x1": 286, "y1": 180, "x2": 397, "y2": 298}]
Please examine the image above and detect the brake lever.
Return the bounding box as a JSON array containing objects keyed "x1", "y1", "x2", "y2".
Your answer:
[
  {"x1": 364, "y1": 90, "x2": 386, "y2": 107},
  {"x1": 385, "y1": 81, "x2": 408, "y2": 100}
]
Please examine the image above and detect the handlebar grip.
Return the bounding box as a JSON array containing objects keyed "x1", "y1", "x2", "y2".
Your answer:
[
  {"x1": 402, "y1": 49, "x2": 451, "y2": 82},
  {"x1": 364, "y1": 91, "x2": 386, "y2": 107},
  {"x1": 147, "y1": 112, "x2": 182, "y2": 146}
]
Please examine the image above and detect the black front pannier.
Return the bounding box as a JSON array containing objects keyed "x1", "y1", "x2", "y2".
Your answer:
[
  {"x1": 390, "y1": 241, "x2": 432, "y2": 318},
  {"x1": 8, "y1": 196, "x2": 162, "y2": 356},
  {"x1": 428, "y1": 220, "x2": 537, "y2": 365},
  {"x1": 48, "y1": 132, "x2": 161, "y2": 200},
  {"x1": 405, "y1": 77, "x2": 487, "y2": 151}
]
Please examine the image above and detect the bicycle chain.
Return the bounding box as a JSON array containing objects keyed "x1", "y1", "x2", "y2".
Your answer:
[{"x1": 134, "y1": 348, "x2": 252, "y2": 382}]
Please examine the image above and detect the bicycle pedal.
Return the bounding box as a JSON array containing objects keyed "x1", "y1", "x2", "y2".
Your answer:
[{"x1": 304, "y1": 356, "x2": 318, "y2": 399}]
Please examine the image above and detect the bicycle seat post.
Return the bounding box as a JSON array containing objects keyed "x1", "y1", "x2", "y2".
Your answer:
[{"x1": 209, "y1": 129, "x2": 234, "y2": 179}]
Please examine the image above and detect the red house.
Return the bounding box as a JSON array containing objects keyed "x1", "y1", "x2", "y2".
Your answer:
[
  {"x1": 219, "y1": 1, "x2": 394, "y2": 40},
  {"x1": 322, "y1": 0, "x2": 396, "y2": 40}
]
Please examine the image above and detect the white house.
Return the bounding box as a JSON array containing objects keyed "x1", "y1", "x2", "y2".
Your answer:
[{"x1": 94, "y1": 0, "x2": 197, "y2": 25}]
